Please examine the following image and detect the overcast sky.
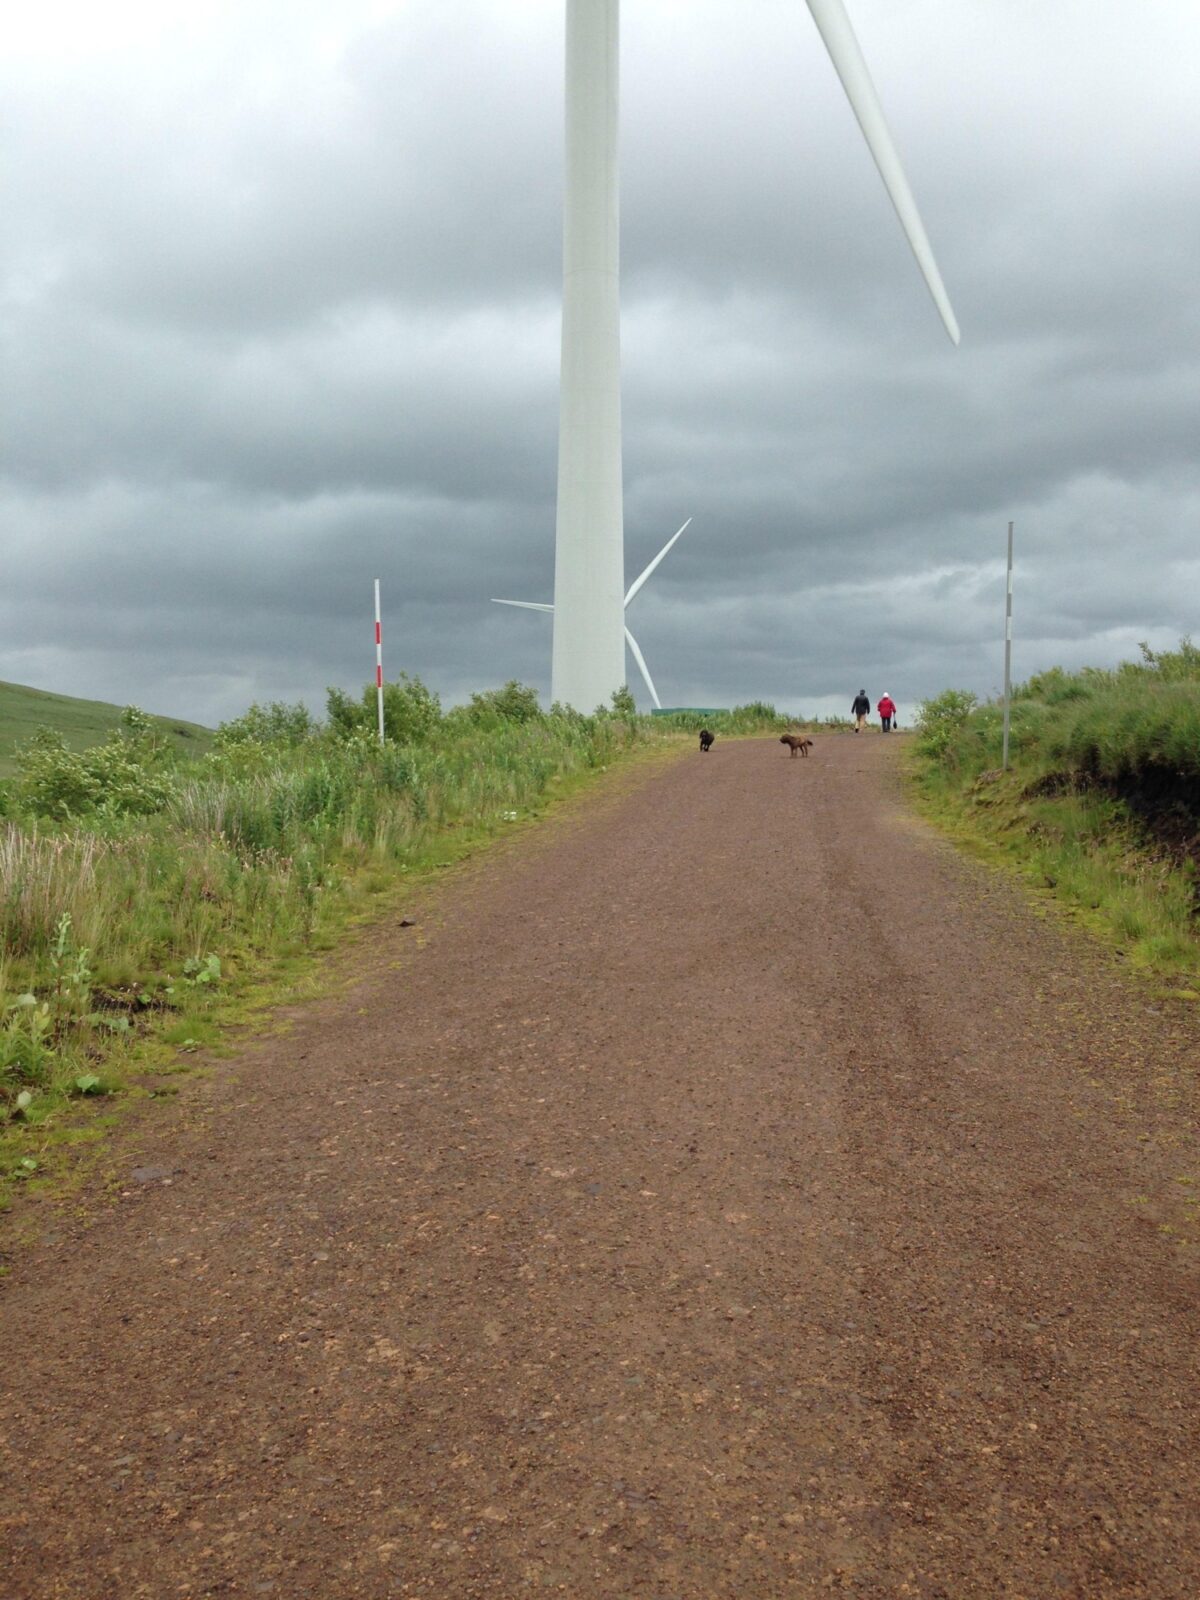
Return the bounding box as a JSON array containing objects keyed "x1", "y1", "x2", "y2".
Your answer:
[{"x1": 4, "y1": 0, "x2": 1198, "y2": 725}]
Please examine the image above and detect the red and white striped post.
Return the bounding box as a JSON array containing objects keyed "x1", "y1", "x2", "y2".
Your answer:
[{"x1": 374, "y1": 578, "x2": 385, "y2": 744}]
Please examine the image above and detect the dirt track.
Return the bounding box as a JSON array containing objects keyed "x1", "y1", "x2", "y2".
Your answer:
[{"x1": 3, "y1": 734, "x2": 1200, "y2": 1598}]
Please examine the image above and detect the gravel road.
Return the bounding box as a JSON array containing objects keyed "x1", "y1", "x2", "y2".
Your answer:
[{"x1": 3, "y1": 735, "x2": 1199, "y2": 1598}]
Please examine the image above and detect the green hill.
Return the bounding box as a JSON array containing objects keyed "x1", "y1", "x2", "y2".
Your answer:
[{"x1": 0, "y1": 680, "x2": 212, "y2": 778}]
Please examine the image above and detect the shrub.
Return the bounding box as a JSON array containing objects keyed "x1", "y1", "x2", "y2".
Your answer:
[
  {"x1": 914, "y1": 689, "x2": 979, "y2": 763},
  {"x1": 14, "y1": 728, "x2": 174, "y2": 821},
  {"x1": 120, "y1": 705, "x2": 157, "y2": 742},
  {"x1": 325, "y1": 686, "x2": 364, "y2": 739},
  {"x1": 326, "y1": 676, "x2": 443, "y2": 744},
  {"x1": 467, "y1": 681, "x2": 544, "y2": 725},
  {"x1": 609, "y1": 685, "x2": 637, "y2": 720},
  {"x1": 216, "y1": 701, "x2": 317, "y2": 748},
  {"x1": 1135, "y1": 636, "x2": 1200, "y2": 682}
]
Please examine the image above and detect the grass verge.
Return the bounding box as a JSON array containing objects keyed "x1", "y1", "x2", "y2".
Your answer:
[{"x1": 908, "y1": 647, "x2": 1200, "y2": 984}]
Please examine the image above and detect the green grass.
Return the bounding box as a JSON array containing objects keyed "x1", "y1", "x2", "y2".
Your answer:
[
  {"x1": 650, "y1": 703, "x2": 814, "y2": 734},
  {"x1": 0, "y1": 679, "x2": 212, "y2": 778},
  {"x1": 911, "y1": 644, "x2": 1200, "y2": 978}
]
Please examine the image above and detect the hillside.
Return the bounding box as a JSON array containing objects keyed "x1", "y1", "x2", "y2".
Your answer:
[{"x1": 0, "y1": 679, "x2": 212, "y2": 778}]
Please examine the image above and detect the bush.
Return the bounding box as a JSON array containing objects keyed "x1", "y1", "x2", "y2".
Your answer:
[
  {"x1": 1135, "y1": 636, "x2": 1200, "y2": 682},
  {"x1": 217, "y1": 701, "x2": 317, "y2": 748},
  {"x1": 326, "y1": 675, "x2": 443, "y2": 745},
  {"x1": 609, "y1": 685, "x2": 637, "y2": 720},
  {"x1": 914, "y1": 690, "x2": 979, "y2": 763},
  {"x1": 15, "y1": 727, "x2": 175, "y2": 821},
  {"x1": 466, "y1": 681, "x2": 543, "y2": 725}
]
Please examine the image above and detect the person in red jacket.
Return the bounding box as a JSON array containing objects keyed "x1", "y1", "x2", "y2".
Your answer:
[{"x1": 877, "y1": 692, "x2": 897, "y2": 732}]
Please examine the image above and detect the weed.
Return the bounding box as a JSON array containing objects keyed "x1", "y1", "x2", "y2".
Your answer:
[
  {"x1": 181, "y1": 955, "x2": 221, "y2": 988},
  {"x1": 1, "y1": 996, "x2": 53, "y2": 1090}
]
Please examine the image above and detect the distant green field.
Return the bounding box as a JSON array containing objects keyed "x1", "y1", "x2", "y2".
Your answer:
[{"x1": 0, "y1": 679, "x2": 212, "y2": 778}]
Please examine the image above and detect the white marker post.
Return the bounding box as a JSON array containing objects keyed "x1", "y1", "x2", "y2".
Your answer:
[
  {"x1": 374, "y1": 579, "x2": 385, "y2": 745},
  {"x1": 1001, "y1": 522, "x2": 1014, "y2": 771}
]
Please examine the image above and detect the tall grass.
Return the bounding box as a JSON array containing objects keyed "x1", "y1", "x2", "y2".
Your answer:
[
  {"x1": 912, "y1": 643, "x2": 1200, "y2": 974},
  {"x1": 917, "y1": 643, "x2": 1200, "y2": 787},
  {"x1": 0, "y1": 828, "x2": 104, "y2": 958},
  {"x1": 2, "y1": 717, "x2": 648, "y2": 977}
]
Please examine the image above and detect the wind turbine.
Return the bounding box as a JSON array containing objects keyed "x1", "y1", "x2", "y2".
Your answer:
[
  {"x1": 494, "y1": 517, "x2": 692, "y2": 710},
  {"x1": 545, "y1": 0, "x2": 960, "y2": 711}
]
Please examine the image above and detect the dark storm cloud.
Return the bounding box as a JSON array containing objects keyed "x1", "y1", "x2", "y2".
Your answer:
[{"x1": 2, "y1": 0, "x2": 1198, "y2": 724}]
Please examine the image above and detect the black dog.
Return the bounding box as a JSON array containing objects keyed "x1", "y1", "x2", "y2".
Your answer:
[{"x1": 699, "y1": 729, "x2": 715, "y2": 753}]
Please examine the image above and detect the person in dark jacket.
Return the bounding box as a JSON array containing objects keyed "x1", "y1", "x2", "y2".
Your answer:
[
  {"x1": 877, "y1": 692, "x2": 897, "y2": 732},
  {"x1": 851, "y1": 690, "x2": 870, "y2": 732}
]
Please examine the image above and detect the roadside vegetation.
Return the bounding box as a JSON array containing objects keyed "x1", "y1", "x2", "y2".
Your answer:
[
  {"x1": 0, "y1": 680, "x2": 793, "y2": 1200},
  {"x1": 0, "y1": 678, "x2": 211, "y2": 778},
  {"x1": 912, "y1": 641, "x2": 1200, "y2": 978},
  {"x1": 650, "y1": 701, "x2": 805, "y2": 735}
]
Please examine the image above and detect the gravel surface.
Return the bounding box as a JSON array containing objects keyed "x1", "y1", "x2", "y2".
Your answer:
[{"x1": 2, "y1": 735, "x2": 1199, "y2": 1598}]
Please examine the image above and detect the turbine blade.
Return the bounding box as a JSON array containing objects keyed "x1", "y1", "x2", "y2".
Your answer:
[
  {"x1": 624, "y1": 517, "x2": 693, "y2": 608},
  {"x1": 624, "y1": 626, "x2": 661, "y2": 710},
  {"x1": 803, "y1": 0, "x2": 960, "y2": 345},
  {"x1": 491, "y1": 599, "x2": 555, "y2": 612}
]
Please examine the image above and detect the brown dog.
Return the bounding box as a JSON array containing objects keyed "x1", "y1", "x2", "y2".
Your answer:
[
  {"x1": 699, "y1": 729, "x2": 715, "y2": 752},
  {"x1": 780, "y1": 734, "x2": 813, "y2": 758}
]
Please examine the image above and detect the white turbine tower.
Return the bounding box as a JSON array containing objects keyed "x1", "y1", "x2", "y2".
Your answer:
[
  {"x1": 494, "y1": 517, "x2": 692, "y2": 710},
  {"x1": 546, "y1": 0, "x2": 960, "y2": 710}
]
